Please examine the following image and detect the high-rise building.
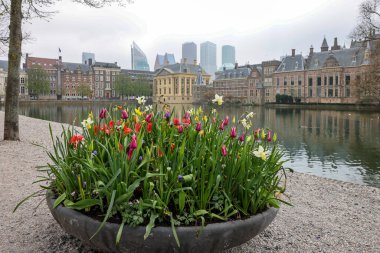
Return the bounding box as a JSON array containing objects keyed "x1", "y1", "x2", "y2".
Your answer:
[
  {"x1": 154, "y1": 53, "x2": 176, "y2": 70},
  {"x1": 131, "y1": 41, "x2": 150, "y2": 71},
  {"x1": 182, "y1": 42, "x2": 197, "y2": 64},
  {"x1": 200, "y1": 41, "x2": 217, "y2": 79},
  {"x1": 82, "y1": 52, "x2": 95, "y2": 65},
  {"x1": 222, "y1": 45, "x2": 235, "y2": 66}
]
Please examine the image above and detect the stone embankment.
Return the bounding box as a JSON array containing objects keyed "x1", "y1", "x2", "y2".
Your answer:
[{"x1": 0, "y1": 111, "x2": 379, "y2": 253}]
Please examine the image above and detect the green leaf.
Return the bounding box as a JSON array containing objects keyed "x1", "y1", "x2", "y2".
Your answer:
[
  {"x1": 116, "y1": 222, "x2": 125, "y2": 245},
  {"x1": 144, "y1": 213, "x2": 158, "y2": 240},
  {"x1": 170, "y1": 214, "x2": 180, "y2": 248},
  {"x1": 65, "y1": 199, "x2": 100, "y2": 210},
  {"x1": 267, "y1": 198, "x2": 280, "y2": 208},
  {"x1": 90, "y1": 190, "x2": 116, "y2": 240},
  {"x1": 13, "y1": 191, "x2": 42, "y2": 213},
  {"x1": 193, "y1": 209, "x2": 208, "y2": 216},
  {"x1": 179, "y1": 191, "x2": 185, "y2": 212},
  {"x1": 53, "y1": 192, "x2": 67, "y2": 208}
]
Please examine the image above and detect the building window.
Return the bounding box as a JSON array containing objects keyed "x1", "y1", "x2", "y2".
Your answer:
[
  {"x1": 291, "y1": 77, "x2": 294, "y2": 85},
  {"x1": 284, "y1": 77, "x2": 287, "y2": 86},
  {"x1": 277, "y1": 77, "x2": 279, "y2": 86},
  {"x1": 266, "y1": 89, "x2": 270, "y2": 97}
]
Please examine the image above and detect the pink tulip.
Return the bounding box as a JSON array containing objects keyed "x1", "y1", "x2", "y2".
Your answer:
[
  {"x1": 221, "y1": 145, "x2": 227, "y2": 156},
  {"x1": 223, "y1": 116, "x2": 229, "y2": 126},
  {"x1": 267, "y1": 131, "x2": 272, "y2": 142},
  {"x1": 219, "y1": 122, "x2": 225, "y2": 131},
  {"x1": 239, "y1": 133, "x2": 245, "y2": 142},
  {"x1": 128, "y1": 134, "x2": 137, "y2": 160},
  {"x1": 230, "y1": 127, "x2": 237, "y2": 138}
]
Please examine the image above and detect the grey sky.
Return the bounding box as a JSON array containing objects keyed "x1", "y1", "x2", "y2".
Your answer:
[{"x1": 1, "y1": 0, "x2": 362, "y2": 70}]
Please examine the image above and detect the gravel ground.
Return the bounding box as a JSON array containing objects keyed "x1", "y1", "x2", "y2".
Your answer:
[{"x1": 0, "y1": 111, "x2": 379, "y2": 253}]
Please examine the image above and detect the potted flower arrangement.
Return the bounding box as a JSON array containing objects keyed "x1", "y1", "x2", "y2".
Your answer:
[{"x1": 20, "y1": 95, "x2": 289, "y2": 253}]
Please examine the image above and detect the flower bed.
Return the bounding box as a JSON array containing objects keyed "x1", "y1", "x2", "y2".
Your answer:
[{"x1": 25, "y1": 95, "x2": 289, "y2": 247}]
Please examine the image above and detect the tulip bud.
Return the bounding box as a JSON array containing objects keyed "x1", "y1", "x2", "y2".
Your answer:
[
  {"x1": 121, "y1": 110, "x2": 128, "y2": 120},
  {"x1": 178, "y1": 125, "x2": 184, "y2": 134},
  {"x1": 230, "y1": 127, "x2": 237, "y2": 138},
  {"x1": 221, "y1": 145, "x2": 227, "y2": 156},
  {"x1": 99, "y1": 108, "x2": 107, "y2": 119},
  {"x1": 196, "y1": 122, "x2": 201, "y2": 132}
]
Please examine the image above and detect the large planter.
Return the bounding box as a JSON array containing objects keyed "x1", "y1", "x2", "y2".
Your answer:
[{"x1": 47, "y1": 191, "x2": 278, "y2": 253}]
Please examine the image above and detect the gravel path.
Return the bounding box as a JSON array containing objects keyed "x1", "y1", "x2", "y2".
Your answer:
[{"x1": 0, "y1": 111, "x2": 379, "y2": 253}]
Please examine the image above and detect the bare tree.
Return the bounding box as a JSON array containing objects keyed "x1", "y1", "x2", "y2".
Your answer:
[
  {"x1": 351, "y1": 0, "x2": 380, "y2": 39},
  {"x1": 1, "y1": 0, "x2": 131, "y2": 140}
]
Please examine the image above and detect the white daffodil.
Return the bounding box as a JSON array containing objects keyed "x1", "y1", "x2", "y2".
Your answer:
[
  {"x1": 144, "y1": 105, "x2": 153, "y2": 112},
  {"x1": 211, "y1": 108, "x2": 217, "y2": 114},
  {"x1": 212, "y1": 94, "x2": 223, "y2": 105},
  {"x1": 136, "y1": 96, "x2": 146, "y2": 105},
  {"x1": 240, "y1": 118, "x2": 252, "y2": 130},
  {"x1": 246, "y1": 112, "x2": 254, "y2": 119},
  {"x1": 253, "y1": 145, "x2": 268, "y2": 161},
  {"x1": 81, "y1": 117, "x2": 94, "y2": 129}
]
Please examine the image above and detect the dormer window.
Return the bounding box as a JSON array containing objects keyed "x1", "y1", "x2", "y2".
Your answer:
[{"x1": 295, "y1": 61, "x2": 299, "y2": 69}]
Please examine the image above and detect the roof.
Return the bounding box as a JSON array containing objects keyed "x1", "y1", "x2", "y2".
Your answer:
[
  {"x1": 92, "y1": 62, "x2": 120, "y2": 69},
  {"x1": 155, "y1": 63, "x2": 209, "y2": 76},
  {"x1": 26, "y1": 56, "x2": 59, "y2": 69},
  {"x1": 0, "y1": 60, "x2": 8, "y2": 71},
  {"x1": 63, "y1": 62, "x2": 91, "y2": 72},
  {"x1": 321, "y1": 37, "x2": 329, "y2": 48},
  {"x1": 214, "y1": 66, "x2": 251, "y2": 80},
  {"x1": 307, "y1": 47, "x2": 369, "y2": 70},
  {"x1": 276, "y1": 54, "x2": 305, "y2": 72}
]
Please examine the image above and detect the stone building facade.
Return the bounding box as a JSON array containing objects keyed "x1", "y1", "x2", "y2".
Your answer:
[
  {"x1": 153, "y1": 63, "x2": 210, "y2": 104},
  {"x1": 0, "y1": 60, "x2": 28, "y2": 101},
  {"x1": 62, "y1": 62, "x2": 93, "y2": 99},
  {"x1": 92, "y1": 62, "x2": 121, "y2": 99}
]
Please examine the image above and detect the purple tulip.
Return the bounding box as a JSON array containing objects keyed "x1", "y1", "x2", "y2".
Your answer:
[
  {"x1": 178, "y1": 125, "x2": 184, "y2": 134},
  {"x1": 145, "y1": 113, "x2": 153, "y2": 123},
  {"x1": 230, "y1": 127, "x2": 237, "y2": 138},
  {"x1": 99, "y1": 108, "x2": 107, "y2": 119},
  {"x1": 121, "y1": 110, "x2": 128, "y2": 120},
  {"x1": 239, "y1": 133, "x2": 245, "y2": 142},
  {"x1": 196, "y1": 122, "x2": 201, "y2": 132}
]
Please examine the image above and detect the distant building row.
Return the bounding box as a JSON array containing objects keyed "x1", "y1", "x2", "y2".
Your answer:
[
  {"x1": 153, "y1": 36, "x2": 380, "y2": 105},
  {"x1": 0, "y1": 54, "x2": 154, "y2": 101}
]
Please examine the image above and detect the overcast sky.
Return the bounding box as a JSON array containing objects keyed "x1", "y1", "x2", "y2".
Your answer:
[{"x1": 1, "y1": 0, "x2": 362, "y2": 70}]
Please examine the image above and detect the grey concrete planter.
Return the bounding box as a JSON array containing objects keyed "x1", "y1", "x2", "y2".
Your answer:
[{"x1": 47, "y1": 191, "x2": 278, "y2": 253}]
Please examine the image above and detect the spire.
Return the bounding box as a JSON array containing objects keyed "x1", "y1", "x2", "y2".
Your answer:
[{"x1": 321, "y1": 37, "x2": 329, "y2": 52}]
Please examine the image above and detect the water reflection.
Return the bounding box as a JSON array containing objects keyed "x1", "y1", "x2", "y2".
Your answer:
[{"x1": 1, "y1": 102, "x2": 379, "y2": 188}]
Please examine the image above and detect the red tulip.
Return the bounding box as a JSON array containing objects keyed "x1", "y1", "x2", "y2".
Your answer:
[
  {"x1": 109, "y1": 120, "x2": 114, "y2": 129},
  {"x1": 123, "y1": 126, "x2": 133, "y2": 135},
  {"x1": 182, "y1": 118, "x2": 190, "y2": 127},
  {"x1": 147, "y1": 122, "x2": 152, "y2": 133},
  {"x1": 135, "y1": 122, "x2": 141, "y2": 133},
  {"x1": 174, "y1": 118, "x2": 180, "y2": 126}
]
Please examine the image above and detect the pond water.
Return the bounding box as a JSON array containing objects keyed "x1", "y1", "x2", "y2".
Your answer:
[{"x1": 2, "y1": 101, "x2": 380, "y2": 188}]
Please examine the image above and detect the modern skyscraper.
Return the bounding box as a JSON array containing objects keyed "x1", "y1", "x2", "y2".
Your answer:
[
  {"x1": 182, "y1": 42, "x2": 197, "y2": 64},
  {"x1": 200, "y1": 41, "x2": 217, "y2": 78},
  {"x1": 154, "y1": 53, "x2": 176, "y2": 70},
  {"x1": 222, "y1": 45, "x2": 235, "y2": 66},
  {"x1": 82, "y1": 52, "x2": 95, "y2": 65},
  {"x1": 131, "y1": 41, "x2": 150, "y2": 71}
]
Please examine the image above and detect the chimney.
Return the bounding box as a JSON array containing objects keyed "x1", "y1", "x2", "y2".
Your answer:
[
  {"x1": 59, "y1": 56, "x2": 62, "y2": 62},
  {"x1": 193, "y1": 59, "x2": 197, "y2": 66},
  {"x1": 334, "y1": 37, "x2": 338, "y2": 47},
  {"x1": 309, "y1": 45, "x2": 314, "y2": 55},
  {"x1": 235, "y1": 63, "x2": 238, "y2": 69},
  {"x1": 292, "y1": 49, "x2": 295, "y2": 57},
  {"x1": 114, "y1": 62, "x2": 117, "y2": 65}
]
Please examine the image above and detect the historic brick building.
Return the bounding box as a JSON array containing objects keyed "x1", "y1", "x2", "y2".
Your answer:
[
  {"x1": 213, "y1": 64, "x2": 250, "y2": 104},
  {"x1": 62, "y1": 62, "x2": 93, "y2": 99},
  {"x1": 92, "y1": 62, "x2": 121, "y2": 99},
  {"x1": 272, "y1": 37, "x2": 375, "y2": 104}
]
